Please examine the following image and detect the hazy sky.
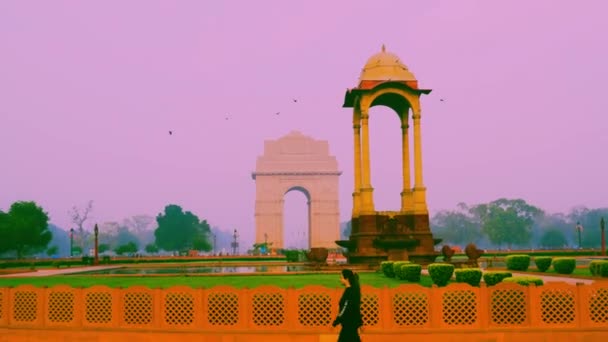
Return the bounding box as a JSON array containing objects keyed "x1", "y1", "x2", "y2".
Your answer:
[{"x1": 1, "y1": 1, "x2": 607, "y2": 249}]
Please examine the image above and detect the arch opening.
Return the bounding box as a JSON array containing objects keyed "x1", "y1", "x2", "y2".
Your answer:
[
  {"x1": 283, "y1": 186, "x2": 310, "y2": 250},
  {"x1": 369, "y1": 104, "x2": 404, "y2": 211}
]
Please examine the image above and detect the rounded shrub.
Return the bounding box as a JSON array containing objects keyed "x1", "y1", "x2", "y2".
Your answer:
[
  {"x1": 393, "y1": 261, "x2": 412, "y2": 280},
  {"x1": 552, "y1": 257, "x2": 576, "y2": 274},
  {"x1": 400, "y1": 264, "x2": 422, "y2": 282},
  {"x1": 589, "y1": 260, "x2": 608, "y2": 277},
  {"x1": 503, "y1": 276, "x2": 544, "y2": 286},
  {"x1": 534, "y1": 256, "x2": 552, "y2": 272},
  {"x1": 483, "y1": 271, "x2": 513, "y2": 286},
  {"x1": 505, "y1": 254, "x2": 530, "y2": 271},
  {"x1": 454, "y1": 268, "x2": 483, "y2": 286},
  {"x1": 381, "y1": 261, "x2": 395, "y2": 278},
  {"x1": 428, "y1": 263, "x2": 454, "y2": 287}
]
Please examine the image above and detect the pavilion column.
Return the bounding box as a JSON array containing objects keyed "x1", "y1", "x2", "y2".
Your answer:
[
  {"x1": 352, "y1": 112, "x2": 362, "y2": 216},
  {"x1": 412, "y1": 109, "x2": 427, "y2": 213},
  {"x1": 359, "y1": 107, "x2": 375, "y2": 213},
  {"x1": 400, "y1": 110, "x2": 414, "y2": 212}
]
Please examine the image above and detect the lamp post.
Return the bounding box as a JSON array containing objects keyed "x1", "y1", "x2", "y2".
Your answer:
[
  {"x1": 576, "y1": 221, "x2": 583, "y2": 249},
  {"x1": 70, "y1": 228, "x2": 74, "y2": 257},
  {"x1": 601, "y1": 217, "x2": 606, "y2": 256},
  {"x1": 94, "y1": 224, "x2": 99, "y2": 266},
  {"x1": 264, "y1": 233, "x2": 268, "y2": 255},
  {"x1": 231, "y1": 229, "x2": 239, "y2": 256},
  {"x1": 212, "y1": 233, "x2": 217, "y2": 256}
]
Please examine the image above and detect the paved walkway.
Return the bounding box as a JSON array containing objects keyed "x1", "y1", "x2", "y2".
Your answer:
[{"x1": 0, "y1": 265, "x2": 120, "y2": 277}]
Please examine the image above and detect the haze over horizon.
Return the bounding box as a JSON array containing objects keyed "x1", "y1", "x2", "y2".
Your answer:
[{"x1": 1, "y1": 1, "x2": 607, "y2": 249}]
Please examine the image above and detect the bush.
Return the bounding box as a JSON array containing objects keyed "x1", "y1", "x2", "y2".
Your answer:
[
  {"x1": 505, "y1": 254, "x2": 530, "y2": 271},
  {"x1": 454, "y1": 268, "x2": 482, "y2": 286},
  {"x1": 534, "y1": 256, "x2": 552, "y2": 272},
  {"x1": 393, "y1": 261, "x2": 412, "y2": 280},
  {"x1": 483, "y1": 271, "x2": 513, "y2": 286},
  {"x1": 101, "y1": 255, "x2": 111, "y2": 264},
  {"x1": 503, "y1": 276, "x2": 544, "y2": 286},
  {"x1": 284, "y1": 250, "x2": 301, "y2": 262},
  {"x1": 400, "y1": 264, "x2": 422, "y2": 282},
  {"x1": 552, "y1": 257, "x2": 576, "y2": 274},
  {"x1": 381, "y1": 261, "x2": 395, "y2": 278},
  {"x1": 428, "y1": 263, "x2": 454, "y2": 286},
  {"x1": 589, "y1": 260, "x2": 608, "y2": 277},
  {"x1": 81, "y1": 256, "x2": 94, "y2": 265}
]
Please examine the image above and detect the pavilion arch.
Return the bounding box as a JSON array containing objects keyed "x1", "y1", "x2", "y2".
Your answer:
[{"x1": 252, "y1": 131, "x2": 341, "y2": 249}]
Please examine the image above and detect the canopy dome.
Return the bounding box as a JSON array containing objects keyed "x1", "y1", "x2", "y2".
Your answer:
[{"x1": 359, "y1": 45, "x2": 416, "y2": 82}]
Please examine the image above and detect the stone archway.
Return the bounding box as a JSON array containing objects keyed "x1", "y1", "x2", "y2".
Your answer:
[{"x1": 252, "y1": 131, "x2": 341, "y2": 249}]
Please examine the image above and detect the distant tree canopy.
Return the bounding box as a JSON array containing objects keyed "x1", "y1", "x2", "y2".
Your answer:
[
  {"x1": 431, "y1": 203, "x2": 480, "y2": 246},
  {"x1": 0, "y1": 201, "x2": 52, "y2": 258},
  {"x1": 470, "y1": 198, "x2": 544, "y2": 249},
  {"x1": 154, "y1": 204, "x2": 212, "y2": 252},
  {"x1": 540, "y1": 229, "x2": 567, "y2": 248}
]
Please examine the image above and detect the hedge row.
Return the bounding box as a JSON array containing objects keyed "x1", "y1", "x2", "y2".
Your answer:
[{"x1": 590, "y1": 260, "x2": 608, "y2": 277}]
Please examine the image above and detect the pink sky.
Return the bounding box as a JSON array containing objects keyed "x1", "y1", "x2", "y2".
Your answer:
[{"x1": 1, "y1": 0, "x2": 607, "y2": 249}]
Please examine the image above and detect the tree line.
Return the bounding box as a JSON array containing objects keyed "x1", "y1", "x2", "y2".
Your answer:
[
  {"x1": 430, "y1": 198, "x2": 608, "y2": 249},
  {"x1": 0, "y1": 201, "x2": 214, "y2": 259}
]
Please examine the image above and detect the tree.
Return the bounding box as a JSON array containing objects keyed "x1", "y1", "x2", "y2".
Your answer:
[
  {"x1": 470, "y1": 198, "x2": 543, "y2": 249},
  {"x1": 539, "y1": 229, "x2": 567, "y2": 249},
  {"x1": 69, "y1": 200, "x2": 93, "y2": 251},
  {"x1": 98, "y1": 243, "x2": 110, "y2": 253},
  {"x1": 431, "y1": 203, "x2": 480, "y2": 246},
  {"x1": 0, "y1": 211, "x2": 11, "y2": 254},
  {"x1": 568, "y1": 207, "x2": 608, "y2": 248},
  {"x1": 46, "y1": 245, "x2": 59, "y2": 257},
  {"x1": 114, "y1": 241, "x2": 138, "y2": 256},
  {"x1": 145, "y1": 244, "x2": 159, "y2": 254},
  {"x1": 123, "y1": 215, "x2": 155, "y2": 246},
  {"x1": 3, "y1": 201, "x2": 52, "y2": 258},
  {"x1": 154, "y1": 204, "x2": 212, "y2": 252}
]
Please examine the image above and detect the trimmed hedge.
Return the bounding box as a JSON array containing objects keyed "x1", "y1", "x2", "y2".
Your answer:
[
  {"x1": 552, "y1": 257, "x2": 576, "y2": 274},
  {"x1": 506, "y1": 254, "x2": 530, "y2": 271},
  {"x1": 393, "y1": 261, "x2": 412, "y2": 280},
  {"x1": 503, "y1": 276, "x2": 544, "y2": 286},
  {"x1": 454, "y1": 268, "x2": 482, "y2": 286},
  {"x1": 589, "y1": 260, "x2": 608, "y2": 277},
  {"x1": 381, "y1": 261, "x2": 395, "y2": 278},
  {"x1": 534, "y1": 256, "x2": 552, "y2": 272},
  {"x1": 483, "y1": 271, "x2": 513, "y2": 286},
  {"x1": 428, "y1": 263, "x2": 454, "y2": 286},
  {"x1": 400, "y1": 264, "x2": 422, "y2": 282}
]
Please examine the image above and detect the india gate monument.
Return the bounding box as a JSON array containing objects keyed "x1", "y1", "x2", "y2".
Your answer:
[
  {"x1": 252, "y1": 46, "x2": 439, "y2": 264},
  {"x1": 336, "y1": 45, "x2": 440, "y2": 264},
  {"x1": 252, "y1": 131, "x2": 341, "y2": 250}
]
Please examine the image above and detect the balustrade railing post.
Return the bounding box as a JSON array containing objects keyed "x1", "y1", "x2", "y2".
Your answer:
[
  {"x1": 575, "y1": 282, "x2": 586, "y2": 328},
  {"x1": 528, "y1": 284, "x2": 540, "y2": 327},
  {"x1": 429, "y1": 284, "x2": 442, "y2": 328},
  {"x1": 380, "y1": 285, "x2": 391, "y2": 330},
  {"x1": 478, "y1": 283, "x2": 489, "y2": 328}
]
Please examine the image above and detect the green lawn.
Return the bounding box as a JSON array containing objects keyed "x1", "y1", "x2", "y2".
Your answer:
[{"x1": 0, "y1": 272, "x2": 435, "y2": 289}]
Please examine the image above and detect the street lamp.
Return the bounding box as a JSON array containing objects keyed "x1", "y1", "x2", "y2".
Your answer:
[
  {"x1": 70, "y1": 228, "x2": 74, "y2": 257},
  {"x1": 94, "y1": 224, "x2": 99, "y2": 266},
  {"x1": 212, "y1": 233, "x2": 217, "y2": 256},
  {"x1": 601, "y1": 217, "x2": 606, "y2": 256},
  {"x1": 231, "y1": 229, "x2": 239, "y2": 256},
  {"x1": 575, "y1": 221, "x2": 584, "y2": 249}
]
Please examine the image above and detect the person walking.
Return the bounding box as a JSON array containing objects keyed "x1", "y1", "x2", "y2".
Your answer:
[{"x1": 332, "y1": 268, "x2": 363, "y2": 342}]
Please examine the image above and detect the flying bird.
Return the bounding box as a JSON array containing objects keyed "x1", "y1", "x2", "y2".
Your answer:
[
  {"x1": 439, "y1": 99, "x2": 445, "y2": 102},
  {"x1": 168, "y1": 131, "x2": 173, "y2": 135},
  {"x1": 292, "y1": 98, "x2": 298, "y2": 103},
  {"x1": 275, "y1": 112, "x2": 280, "y2": 115}
]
